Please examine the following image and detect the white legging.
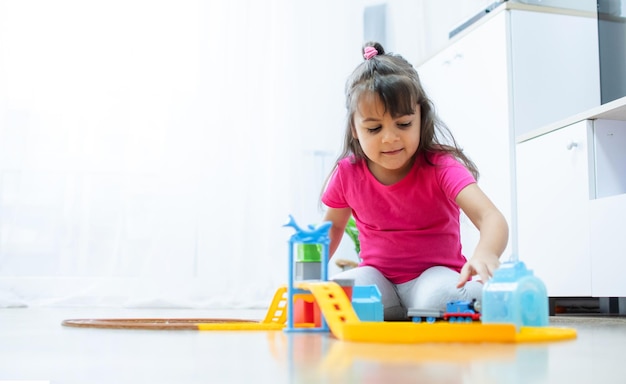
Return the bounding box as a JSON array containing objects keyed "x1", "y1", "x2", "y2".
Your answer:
[{"x1": 332, "y1": 265, "x2": 483, "y2": 321}]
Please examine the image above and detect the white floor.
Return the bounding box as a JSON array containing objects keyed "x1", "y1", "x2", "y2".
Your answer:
[{"x1": 2, "y1": 307, "x2": 626, "y2": 384}]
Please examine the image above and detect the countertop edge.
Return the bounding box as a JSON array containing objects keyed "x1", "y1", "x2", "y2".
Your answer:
[{"x1": 516, "y1": 96, "x2": 626, "y2": 143}]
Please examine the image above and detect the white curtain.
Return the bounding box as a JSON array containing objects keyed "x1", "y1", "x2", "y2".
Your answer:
[{"x1": 0, "y1": 0, "x2": 361, "y2": 308}]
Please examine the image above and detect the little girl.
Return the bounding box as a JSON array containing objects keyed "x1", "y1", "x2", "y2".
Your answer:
[{"x1": 322, "y1": 42, "x2": 509, "y2": 320}]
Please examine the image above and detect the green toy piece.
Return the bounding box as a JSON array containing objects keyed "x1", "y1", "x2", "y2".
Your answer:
[{"x1": 344, "y1": 216, "x2": 360, "y2": 256}]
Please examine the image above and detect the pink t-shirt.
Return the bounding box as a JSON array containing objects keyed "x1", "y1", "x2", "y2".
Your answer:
[{"x1": 322, "y1": 152, "x2": 476, "y2": 284}]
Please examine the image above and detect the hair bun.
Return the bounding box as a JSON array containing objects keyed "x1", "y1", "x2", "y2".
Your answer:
[
  {"x1": 363, "y1": 41, "x2": 385, "y2": 57},
  {"x1": 363, "y1": 46, "x2": 378, "y2": 60}
]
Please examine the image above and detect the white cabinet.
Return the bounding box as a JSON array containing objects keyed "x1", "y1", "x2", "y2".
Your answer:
[
  {"x1": 516, "y1": 121, "x2": 593, "y2": 296},
  {"x1": 590, "y1": 119, "x2": 626, "y2": 296},
  {"x1": 417, "y1": 4, "x2": 600, "y2": 263},
  {"x1": 516, "y1": 103, "x2": 626, "y2": 298},
  {"x1": 418, "y1": 2, "x2": 624, "y2": 299},
  {"x1": 418, "y1": 12, "x2": 511, "y2": 259}
]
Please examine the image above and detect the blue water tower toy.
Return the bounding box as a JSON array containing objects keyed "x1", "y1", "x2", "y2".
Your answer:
[{"x1": 481, "y1": 261, "x2": 549, "y2": 328}]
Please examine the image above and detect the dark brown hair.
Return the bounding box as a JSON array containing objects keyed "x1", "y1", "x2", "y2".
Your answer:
[{"x1": 336, "y1": 41, "x2": 479, "y2": 179}]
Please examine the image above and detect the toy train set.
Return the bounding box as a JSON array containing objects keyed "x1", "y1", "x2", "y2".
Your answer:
[
  {"x1": 276, "y1": 215, "x2": 577, "y2": 343},
  {"x1": 409, "y1": 299, "x2": 482, "y2": 323}
]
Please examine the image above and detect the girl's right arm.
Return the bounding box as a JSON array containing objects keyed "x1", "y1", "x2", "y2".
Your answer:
[{"x1": 322, "y1": 207, "x2": 353, "y2": 259}]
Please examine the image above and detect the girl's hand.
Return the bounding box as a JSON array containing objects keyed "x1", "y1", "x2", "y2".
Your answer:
[
  {"x1": 457, "y1": 252, "x2": 500, "y2": 288},
  {"x1": 455, "y1": 183, "x2": 508, "y2": 288}
]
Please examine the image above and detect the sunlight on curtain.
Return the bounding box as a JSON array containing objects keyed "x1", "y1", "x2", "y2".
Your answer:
[{"x1": 0, "y1": 0, "x2": 360, "y2": 307}]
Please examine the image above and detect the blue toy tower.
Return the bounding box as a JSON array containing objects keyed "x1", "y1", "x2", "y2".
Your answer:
[
  {"x1": 481, "y1": 260, "x2": 549, "y2": 329},
  {"x1": 283, "y1": 215, "x2": 332, "y2": 332}
]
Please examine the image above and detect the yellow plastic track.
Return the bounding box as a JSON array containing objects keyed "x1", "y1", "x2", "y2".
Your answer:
[
  {"x1": 516, "y1": 325, "x2": 578, "y2": 342},
  {"x1": 197, "y1": 286, "x2": 288, "y2": 331},
  {"x1": 198, "y1": 281, "x2": 577, "y2": 343}
]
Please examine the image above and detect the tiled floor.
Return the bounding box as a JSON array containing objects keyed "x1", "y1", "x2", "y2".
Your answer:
[{"x1": 1, "y1": 307, "x2": 626, "y2": 384}]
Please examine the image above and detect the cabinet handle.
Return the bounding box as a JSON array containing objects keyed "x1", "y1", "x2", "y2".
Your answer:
[
  {"x1": 566, "y1": 142, "x2": 578, "y2": 150},
  {"x1": 442, "y1": 53, "x2": 463, "y2": 67}
]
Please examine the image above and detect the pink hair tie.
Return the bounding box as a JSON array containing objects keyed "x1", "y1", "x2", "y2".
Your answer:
[{"x1": 363, "y1": 46, "x2": 378, "y2": 60}]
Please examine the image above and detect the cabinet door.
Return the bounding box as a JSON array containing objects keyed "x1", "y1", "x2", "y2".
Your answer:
[
  {"x1": 516, "y1": 120, "x2": 592, "y2": 296},
  {"x1": 510, "y1": 10, "x2": 601, "y2": 136},
  {"x1": 590, "y1": 119, "x2": 626, "y2": 296},
  {"x1": 418, "y1": 12, "x2": 512, "y2": 259}
]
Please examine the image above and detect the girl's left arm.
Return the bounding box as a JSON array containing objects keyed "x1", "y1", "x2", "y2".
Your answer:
[{"x1": 455, "y1": 183, "x2": 509, "y2": 288}]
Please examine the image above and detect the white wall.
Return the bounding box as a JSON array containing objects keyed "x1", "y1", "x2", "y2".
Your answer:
[{"x1": 0, "y1": 0, "x2": 365, "y2": 307}]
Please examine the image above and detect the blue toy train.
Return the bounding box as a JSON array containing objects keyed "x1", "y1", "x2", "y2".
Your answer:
[{"x1": 408, "y1": 299, "x2": 481, "y2": 323}]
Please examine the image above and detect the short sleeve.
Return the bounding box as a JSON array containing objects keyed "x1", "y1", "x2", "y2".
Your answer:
[
  {"x1": 436, "y1": 155, "x2": 476, "y2": 200},
  {"x1": 321, "y1": 164, "x2": 349, "y2": 209}
]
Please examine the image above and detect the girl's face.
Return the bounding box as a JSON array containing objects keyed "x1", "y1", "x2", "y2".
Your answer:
[{"x1": 352, "y1": 93, "x2": 421, "y2": 185}]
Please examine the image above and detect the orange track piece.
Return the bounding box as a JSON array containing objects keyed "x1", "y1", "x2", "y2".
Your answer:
[{"x1": 294, "y1": 281, "x2": 360, "y2": 339}]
